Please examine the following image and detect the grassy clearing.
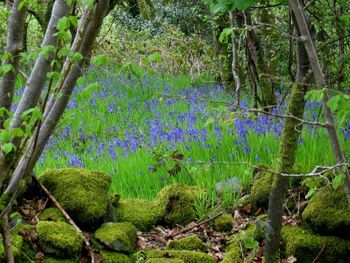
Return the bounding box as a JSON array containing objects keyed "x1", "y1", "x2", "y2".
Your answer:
[{"x1": 34, "y1": 67, "x2": 349, "y2": 213}]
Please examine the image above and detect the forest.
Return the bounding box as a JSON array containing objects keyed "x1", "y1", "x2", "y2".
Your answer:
[{"x1": 0, "y1": 0, "x2": 350, "y2": 262}]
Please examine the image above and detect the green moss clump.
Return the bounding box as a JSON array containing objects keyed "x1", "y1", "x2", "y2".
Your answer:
[
  {"x1": 223, "y1": 239, "x2": 242, "y2": 263},
  {"x1": 0, "y1": 234, "x2": 23, "y2": 261},
  {"x1": 95, "y1": 222, "x2": 137, "y2": 253},
  {"x1": 302, "y1": 188, "x2": 350, "y2": 238},
  {"x1": 281, "y1": 226, "x2": 350, "y2": 263},
  {"x1": 146, "y1": 259, "x2": 184, "y2": 263},
  {"x1": 39, "y1": 168, "x2": 111, "y2": 227},
  {"x1": 155, "y1": 184, "x2": 198, "y2": 227},
  {"x1": 167, "y1": 236, "x2": 206, "y2": 252},
  {"x1": 248, "y1": 171, "x2": 273, "y2": 209},
  {"x1": 42, "y1": 258, "x2": 78, "y2": 263},
  {"x1": 145, "y1": 249, "x2": 215, "y2": 263},
  {"x1": 100, "y1": 250, "x2": 131, "y2": 263},
  {"x1": 115, "y1": 199, "x2": 163, "y2": 231},
  {"x1": 39, "y1": 208, "x2": 65, "y2": 222},
  {"x1": 37, "y1": 221, "x2": 83, "y2": 257},
  {"x1": 213, "y1": 214, "x2": 233, "y2": 232}
]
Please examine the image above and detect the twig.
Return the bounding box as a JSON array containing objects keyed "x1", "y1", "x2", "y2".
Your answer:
[
  {"x1": 312, "y1": 243, "x2": 326, "y2": 263},
  {"x1": 165, "y1": 212, "x2": 224, "y2": 238},
  {"x1": 34, "y1": 177, "x2": 96, "y2": 262}
]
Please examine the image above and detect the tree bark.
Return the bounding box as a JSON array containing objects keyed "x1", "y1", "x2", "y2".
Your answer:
[
  {"x1": 1, "y1": 214, "x2": 14, "y2": 263},
  {"x1": 264, "y1": 3, "x2": 311, "y2": 261},
  {"x1": 290, "y1": 0, "x2": 350, "y2": 203},
  {"x1": 0, "y1": 0, "x2": 26, "y2": 126}
]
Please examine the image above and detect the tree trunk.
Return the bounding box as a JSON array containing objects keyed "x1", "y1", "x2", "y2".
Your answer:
[
  {"x1": 290, "y1": 0, "x2": 350, "y2": 203},
  {"x1": 264, "y1": 3, "x2": 311, "y2": 261}
]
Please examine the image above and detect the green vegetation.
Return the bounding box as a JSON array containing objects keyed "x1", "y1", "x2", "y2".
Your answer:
[
  {"x1": 213, "y1": 213, "x2": 233, "y2": 232},
  {"x1": 144, "y1": 249, "x2": 215, "y2": 263},
  {"x1": 167, "y1": 236, "x2": 207, "y2": 252}
]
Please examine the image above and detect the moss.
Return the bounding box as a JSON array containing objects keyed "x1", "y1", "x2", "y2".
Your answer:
[
  {"x1": 223, "y1": 239, "x2": 242, "y2": 263},
  {"x1": 115, "y1": 199, "x2": 163, "y2": 231},
  {"x1": 42, "y1": 258, "x2": 78, "y2": 263},
  {"x1": 248, "y1": 171, "x2": 273, "y2": 209},
  {"x1": 155, "y1": 184, "x2": 198, "y2": 227},
  {"x1": 0, "y1": 234, "x2": 23, "y2": 261},
  {"x1": 146, "y1": 259, "x2": 184, "y2": 263},
  {"x1": 167, "y1": 236, "x2": 206, "y2": 252},
  {"x1": 36, "y1": 221, "x2": 83, "y2": 257},
  {"x1": 39, "y1": 168, "x2": 111, "y2": 228},
  {"x1": 39, "y1": 208, "x2": 65, "y2": 222},
  {"x1": 145, "y1": 249, "x2": 215, "y2": 263},
  {"x1": 100, "y1": 250, "x2": 131, "y2": 263},
  {"x1": 95, "y1": 222, "x2": 137, "y2": 253},
  {"x1": 302, "y1": 188, "x2": 350, "y2": 238},
  {"x1": 213, "y1": 214, "x2": 233, "y2": 232},
  {"x1": 281, "y1": 226, "x2": 350, "y2": 263}
]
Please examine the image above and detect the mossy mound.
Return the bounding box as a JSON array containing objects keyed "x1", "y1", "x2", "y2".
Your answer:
[
  {"x1": 95, "y1": 222, "x2": 137, "y2": 253},
  {"x1": 281, "y1": 226, "x2": 350, "y2": 263},
  {"x1": 100, "y1": 250, "x2": 131, "y2": 263},
  {"x1": 248, "y1": 170, "x2": 273, "y2": 209},
  {"x1": 115, "y1": 199, "x2": 163, "y2": 231},
  {"x1": 36, "y1": 221, "x2": 83, "y2": 257},
  {"x1": 155, "y1": 184, "x2": 199, "y2": 227},
  {"x1": 213, "y1": 214, "x2": 233, "y2": 232},
  {"x1": 302, "y1": 188, "x2": 350, "y2": 238},
  {"x1": 39, "y1": 208, "x2": 65, "y2": 222},
  {"x1": 145, "y1": 249, "x2": 215, "y2": 263},
  {"x1": 39, "y1": 168, "x2": 111, "y2": 228},
  {"x1": 167, "y1": 236, "x2": 207, "y2": 252},
  {"x1": 42, "y1": 258, "x2": 78, "y2": 263},
  {"x1": 0, "y1": 234, "x2": 23, "y2": 261},
  {"x1": 146, "y1": 259, "x2": 184, "y2": 263}
]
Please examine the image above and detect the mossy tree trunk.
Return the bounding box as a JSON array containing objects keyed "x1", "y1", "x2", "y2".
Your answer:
[{"x1": 264, "y1": 2, "x2": 312, "y2": 262}]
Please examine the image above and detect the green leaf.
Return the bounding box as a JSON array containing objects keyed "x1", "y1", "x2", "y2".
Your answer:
[
  {"x1": 57, "y1": 17, "x2": 70, "y2": 31},
  {"x1": 148, "y1": 52, "x2": 162, "y2": 64},
  {"x1": 9, "y1": 128, "x2": 25, "y2": 138},
  {"x1": 58, "y1": 47, "x2": 70, "y2": 58},
  {"x1": 327, "y1": 94, "x2": 341, "y2": 112},
  {"x1": 41, "y1": 45, "x2": 56, "y2": 59},
  {"x1": 2, "y1": 143, "x2": 16, "y2": 155},
  {"x1": 69, "y1": 16, "x2": 79, "y2": 28},
  {"x1": 70, "y1": 52, "x2": 83, "y2": 62},
  {"x1": 0, "y1": 107, "x2": 9, "y2": 118},
  {"x1": 219, "y1": 28, "x2": 233, "y2": 43},
  {"x1": 0, "y1": 131, "x2": 10, "y2": 142},
  {"x1": 77, "y1": 76, "x2": 87, "y2": 86},
  {"x1": 85, "y1": 0, "x2": 94, "y2": 6},
  {"x1": 92, "y1": 55, "x2": 109, "y2": 66},
  {"x1": 0, "y1": 64, "x2": 14, "y2": 74},
  {"x1": 305, "y1": 89, "x2": 324, "y2": 102}
]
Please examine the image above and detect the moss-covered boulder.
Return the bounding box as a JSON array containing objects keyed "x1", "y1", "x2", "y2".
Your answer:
[
  {"x1": 167, "y1": 236, "x2": 206, "y2": 252},
  {"x1": 95, "y1": 222, "x2": 137, "y2": 253},
  {"x1": 248, "y1": 170, "x2": 273, "y2": 209},
  {"x1": 145, "y1": 249, "x2": 215, "y2": 263},
  {"x1": 100, "y1": 250, "x2": 131, "y2": 263},
  {"x1": 222, "y1": 240, "x2": 242, "y2": 263},
  {"x1": 146, "y1": 259, "x2": 184, "y2": 263},
  {"x1": 42, "y1": 258, "x2": 78, "y2": 263},
  {"x1": 155, "y1": 184, "x2": 198, "y2": 227},
  {"x1": 213, "y1": 214, "x2": 233, "y2": 232},
  {"x1": 39, "y1": 168, "x2": 111, "y2": 228},
  {"x1": 302, "y1": 188, "x2": 350, "y2": 238},
  {"x1": 36, "y1": 221, "x2": 83, "y2": 257},
  {"x1": 281, "y1": 226, "x2": 350, "y2": 263},
  {"x1": 39, "y1": 208, "x2": 65, "y2": 222},
  {"x1": 0, "y1": 234, "x2": 23, "y2": 261},
  {"x1": 115, "y1": 199, "x2": 163, "y2": 231}
]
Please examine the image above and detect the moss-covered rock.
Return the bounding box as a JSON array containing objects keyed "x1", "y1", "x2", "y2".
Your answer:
[
  {"x1": 95, "y1": 222, "x2": 137, "y2": 253},
  {"x1": 302, "y1": 188, "x2": 350, "y2": 238},
  {"x1": 100, "y1": 250, "x2": 131, "y2": 263},
  {"x1": 167, "y1": 236, "x2": 206, "y2": 252},
  {"x1": 36, "y1": 221, "x2": 83, "y2": 257},
  {"x1": 115, "y1": 199, "x2": 163, "y2": 231},
  {"x1": 39, "y1": 168, "x2": 111, "y2": 228},
  {"x1": 146, "y1": 259, "x2": 184, "y2": 263},
  {"x1": 145, "y1": 249, "x2": 215, "y2": 263},
  {"x1": 213, "y1": 214, "x2": 233, "y2": 232},
  {"x1": 281, "y1": 226, "x2": 350, "y2": 263},
  {"x1": 223, "y1": 239, "x2": 242, "y2": 263},
  {"x1": 248, "y1": 170, "x2": 273, "y2": 209},
  {"x1": 42, "y1": 258, "x2": 78, "y2": 263},
  {"x1": 39, "y1": 208, "x2": 65, "y2": 222},
  {"x1": 155, "y1": 184, "x2": 198, "y2": 227},
  {"x1": 0, "y1": 234, "x2": 23, "y2": 261}
]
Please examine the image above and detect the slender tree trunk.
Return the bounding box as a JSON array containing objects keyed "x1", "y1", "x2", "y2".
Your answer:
[
  {"x1": 264, "y1": 3, "x2": 311, "y2": 261},
  {"x1": 290, "y1": 0, "x2": 350, "y2": 202},
  {"x1": 0, "y1": 0, "x2": 26, "y2": 126},
  {"x1": 1, "y1": 214, "x2": 14, "y2": 263}
]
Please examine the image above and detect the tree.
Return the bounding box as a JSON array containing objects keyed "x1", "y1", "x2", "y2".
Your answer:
[{"x1": 0, "y1": 0, "x2": 109, "y2": 261}]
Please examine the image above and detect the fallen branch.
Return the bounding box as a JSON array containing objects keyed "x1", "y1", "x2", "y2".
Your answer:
[
  {"x1": 165, "y1": 212, "x2": 224, "y2": 238},
  {"x1": 34, "y1": 177, "x2": 96, "y2": 263}
]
